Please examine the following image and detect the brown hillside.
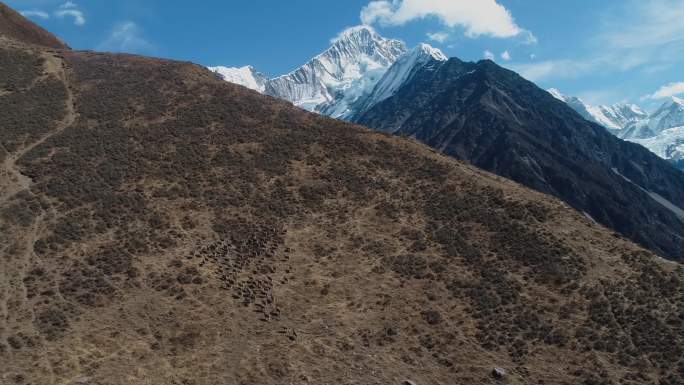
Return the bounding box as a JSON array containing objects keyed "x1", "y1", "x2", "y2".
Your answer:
[
  {"x1": 1, "y1": 24, "x2": 683, "y2": 385},
  {"x1": 0, "y1": 2, "x2": 68, "y2": 49}
]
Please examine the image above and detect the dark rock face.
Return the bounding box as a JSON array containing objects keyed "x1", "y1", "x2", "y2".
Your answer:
[
  {"x1": 354, "y1": 58, "x2": 684, "y2": 261},
  {"x1": 673, "y1": 159, "x2": 684, "y2": 172}
]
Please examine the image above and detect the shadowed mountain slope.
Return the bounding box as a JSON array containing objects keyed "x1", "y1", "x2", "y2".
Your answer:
[
  {"x1": 354, "y1": 58, "x2": 684, "y2": 261},
  {"x1": 1, "y1": 8, "x2": 683, "y2": 385}
]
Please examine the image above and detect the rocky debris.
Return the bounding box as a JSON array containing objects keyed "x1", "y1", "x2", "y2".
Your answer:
[
  {"x1": 492, "y1": 367, "x2": 507, "y2": 379},
  {"x1": 277, "y1": 327, "x2": 298, "y2": 341}
]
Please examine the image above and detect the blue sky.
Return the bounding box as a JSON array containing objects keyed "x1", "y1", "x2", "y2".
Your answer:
[{"x1": 8, "y1": 0, "x2": 684, "y2": 111}]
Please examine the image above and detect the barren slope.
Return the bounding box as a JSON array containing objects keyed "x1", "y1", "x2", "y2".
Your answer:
[
  {"x1": 1, "y1": 19, "x2": 683, "y2": 385},
  {"x1": 0, "y1": 3, "x2": 68, "y2": 49}
]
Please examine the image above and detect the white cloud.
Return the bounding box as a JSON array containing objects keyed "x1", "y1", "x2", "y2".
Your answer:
[
  {"x1": 98, "y1": 21, "x2": 153, "y2": 54},
  {"x1": 508, "y1": 61, "x2": 555, "y2": 81},
  {"x1": 530, "y1": 53, "x2": 536, "y2": 60},
  {"x1": 511, "y1": 53, "x2": 660, "y2": 83},
  {"x1": 55, "y1": 9, "x2": 84, "y2": 25},
  {"x1": 360, "y1": 0, "x2": 535, "y2": 42},
  {"x1": 507, "y1": 59, "x2": 601, "y2": 82},
  {"x1": 511, "y1": 0, "x2": 684, "y2": 84},
  {"x1": 426, "y1": 32, "x2": 448, "y2": 43},
  {"x1": 59, "y1": 1, "x2": 78, "y2": 9},
  {"x1": 601, "y1": 0, "x2": 684, "y2": 50},
  {"x1": 520, "y1": 30, "x2": 537, "y2": 45},
  {"x1": 649, "y1": 82, "x2": 684, "y2": 99},
  {"x1": 360, "y1": 1, "x2": 394, "y2": 25},
  {"x1": 20, "y1": 10, "x2": 50, "y2": 19},
  {"x1": 512, "y1": 51, "x2": 674, "y2": 82},
  {"x1": 483, "y1": 50, "x2": 495, "y2": 61},
  {"x1": 501, "y1": 50, "x2": 511, "y2": 61},
  {"x1": 594, "y1": 0, "x2": 684, "y2": 74},
  {"x1": 55, "y1": 2, "x2": 84, "y2": 25}
]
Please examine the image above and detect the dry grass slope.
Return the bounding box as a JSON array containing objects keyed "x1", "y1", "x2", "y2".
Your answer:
[
  {"x1": 0, "y1": 2, "x2": 68, "y2": 49},
  {"x1": 0, "y1": 21, "x2": 683, "y2": 385}
]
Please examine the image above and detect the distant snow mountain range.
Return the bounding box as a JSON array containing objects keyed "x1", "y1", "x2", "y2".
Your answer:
[
  {"x1": 208, "y1": 25, "x2": 684, "y2": 171},
  {"x1": 548, "y1": 89, "x2": 684, "y2": 169},
  {"x1": 546, "y1": 89, "x2": 647, "y2": 134},
  {"x1": 208, "y1": 25, "x2": 446, "y2": 119}
]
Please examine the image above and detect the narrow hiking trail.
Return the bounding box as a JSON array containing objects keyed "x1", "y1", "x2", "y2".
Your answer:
[
  {"x1": 0, "y1": 51, "x2": 76, "y2": 353},
  {"x1": 0, "y1": 53, "x2": 76, "y2": 206}
]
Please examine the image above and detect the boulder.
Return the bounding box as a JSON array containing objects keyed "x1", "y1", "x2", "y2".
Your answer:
[{"x1": 492, "y1": 367, "x2": 507, "y2": 379}]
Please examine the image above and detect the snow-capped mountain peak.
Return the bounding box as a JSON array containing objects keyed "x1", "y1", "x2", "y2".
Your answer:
[
  {"x1": 594, "y1": 103, "x2": 648, "y2": 131},
  {"x1": 298, "y1": 24, "x2": 406, "y2": 80},
  {"x1": 264, "y1": 25, "x2": 407, "y2": 112},
  {"x1": 547, "y1": 88, "x2": 566, "y2": 101},
  {"x1": 209, "y1": 27, "x2": 446, "y2": 119},
  {"x1": 341, "y1": 43, "x2": 448, "y2": 119},
  {"x1": 208, "y1": 65, "x2": 267, "y2": 93},
  {"x1": 629, "y1": 98, "x2": 684, "y2": 169},
  {"x1": 641, "y1": 96, "x2": 684, "y2": 137},
  {"x1": 654, "y1": 96, "x2": 684, "y2": 116},
  {"x1": 632, "y1": 126, "x2": 684, "y2": 162},
  {"x1": 548, "y1": 89, "x2": 647, "y2": 132},
  {"x1": 550, "y1": 89, "x2": 684, "y2": 169},
  {"x1": 330, "y1": 25, "x2": 385, "y2": 47},
  {"x1": 547, "y1": 88, "x2": 609, "y2": 127},
  {"x1": 671, "y1": 96, "x2": 684, "y2": 107},
  {"x1": 415, "y1": 43, "x2": 448, "y2": 61},
  {"x1": 626, "y1": 103, "x2": 648, "y2": 116}
]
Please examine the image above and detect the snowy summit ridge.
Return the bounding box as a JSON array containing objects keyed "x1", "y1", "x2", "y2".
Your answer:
[
  {"x1": 343, "y1": 43, "x2": 448, "y2": 119},
  {"x1": 265, "y1": 25, "x2": 407, "y2": 114},
  {"x1": 550, "y1": 89, "x2": 684, "y2": 168},
  {"x1": 209, "y1": 65, "x2": 268, "y2": 93},
  {"x1": 209, "y1": 25, "x2": 447, "y2": 118},
  {"x1": 547, "y1": 89, "x2": 647, "y2": 132}
]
